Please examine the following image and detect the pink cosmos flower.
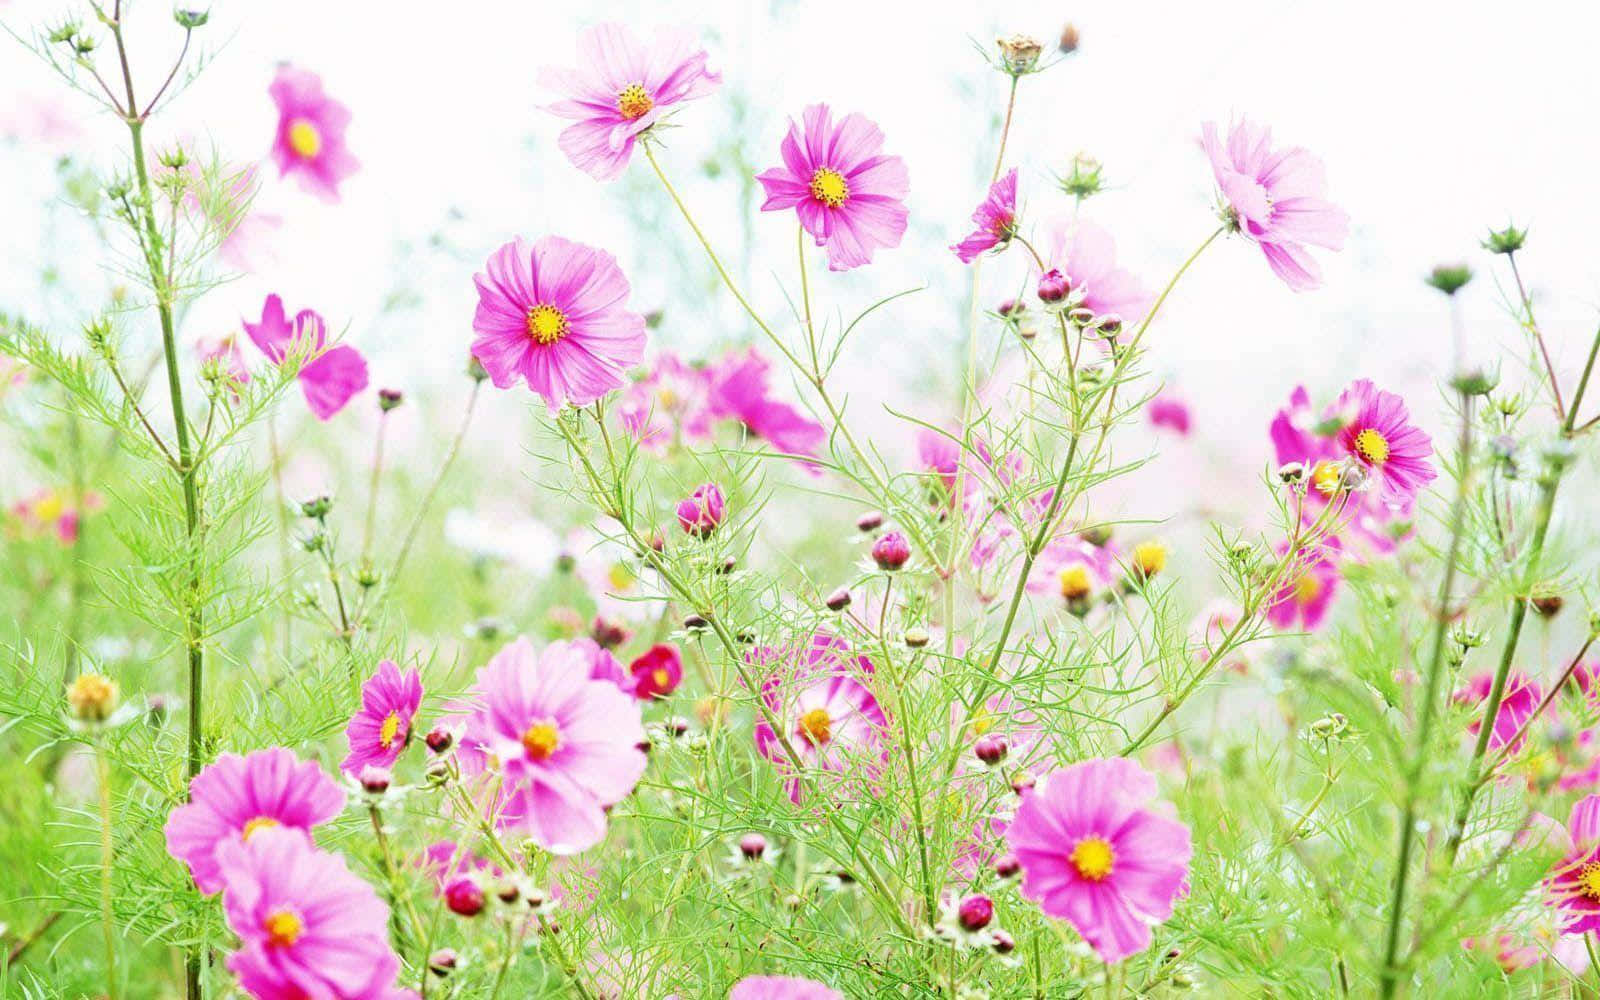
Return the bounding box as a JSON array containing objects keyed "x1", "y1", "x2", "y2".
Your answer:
[
  {"x1": 550, "y1": 636, "x2": 631, "y2": 694},
  {"x1": 952, "y1": 168, "x2": 1018, "y2": 263},
  {"x1": 216, "y1": 827, "x2": 405, "y2": 1000},
  {"x1": 1201, "y1": 117, "x2": 1348, "y2": 291},
  {"x1": 164, "y1": 748, "x2": 345, "y2": 894},
  {"x1": 460, "y1": 637, "x2": 647, "y2": 854},
  {"x1": 416, "y1": 840, "x2": 498, "y2": 895},
  {"x1": 7, "y1": 488, "x2": 102, "y2": 546},
  {"x1": 1544, "y1": 795, "x2": 1600, "y2": 934},
  {"x1": 243, "y1": 294, "x2": 369, "y2": 421},
  {"x1": 269, "y1": 65, "x2": 359, "y2": 203},
  {"x1": 629, "y1": 643, "x2": 683, "y2": 700},
  {"x1": 757, "y1": 104, "x2": 909, "y2": 271},
  {"x1": 540, "y1": 24, "x2": 721, "y2": 182},
  {"x1": 730, "y1": 976, "x2": 844, "y2": 1000},
  {"x1": 751, "y1": 634, "x2": 888, "y2": 803},
  {"x1": 1454, "y1": 671, "x2": 1542, "y2": 756},
  {"x1": 1028, "y1": 536, "x2": 1121, "y2": 608},
  {"x1": 1264, "y1": 540, "x2": 1341, "y2": 632},
  {"x1": 1006, "y1": 757, "x2": 1192, "y2": 963},
  {"x1": 1147, "y1": 392, "x2": 1192, "y2": 435},
  {"x1": 1332, "y1": 379, "x2": 1436, "y2": 505},
  {"x1": 341, "y1": 660, "x2": 424, "y2": 776},
  {"x1": 469, "y1": 236, "x2": 647, "y2": 412},
  {"x1": 705, "y1": 349, "x2": 826, "y2": 461},
  {"x1": 617, "y1": 353, "x2": 715, "y2": 450},
  {"x1": 1037, "y1": 219, "x2": 1153, "y2": 326}
]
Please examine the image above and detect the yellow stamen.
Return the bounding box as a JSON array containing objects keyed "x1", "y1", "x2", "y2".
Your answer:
[
  {"x1": 526, "y1": 304, "x2": 569, "y2": 345},
  {"x1": 263, "y1": 909, "x2": 303, "y2": 948},
  {"x1": 1579, "y1": 862, "x2": 1600, "y2": 901},
  {"x1": 617, "y1": 84, "x2": 654, "y2": 120},
  {"x1": 1353, "y1": 427, "x2": 1390, "y2": 465},
  {"x1": 1059, "y1": 563, "x2": 1092, "y2": 601},
  {"x1": 970, "y1": 707, "x2": 995, "y2": 737},
  {"x1": 798, "y1": 707, "x2": 832, "y2": 746},
  {"x1": 241, "y1": 816, "x2": 280, "y2": 841},
  {"x1": 287, "y1": 120, "x2": 322, "y2": 160},
  {"x1": 379, "y1": 711, "x2": 402, "y2": 749},
  {"x1": 809, "y1": 168, "x2": 849, "y2": 208},
  {"x1": 1132, "y1": 541, "x2": 1167, "y2": 578},
  {"x1": 651, "y1": 668, "x2": 672, "y2": 690},
  {"x1": 1294, "y1": 572, "x2": 1322, "y2": 606},
  {"x1": 1311, "y1": 460, "x2": 1342, "y2": 495},
  {"x1": 521, "y1": 722, "x2": 561, "y2": 760},
  {"x1": 33, "y1": 492, "x2": 65, "y2": 523},
  {"x1": 1070, "y1": 835, "x2": 1115, "y2": 881},
  {"x1": 66, "y1": 672, "x2": 119, "y2": 722}
]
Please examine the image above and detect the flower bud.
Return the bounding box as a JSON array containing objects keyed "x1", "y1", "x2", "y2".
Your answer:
[
  {"x1": 856, "y1": 510, "x2": 885, "y2": 532},
  {"x1": 957, "y1": 893, "x2": 995, "y2": 932},
  {"x1": 67, "y1": 672, "x2": 120, "y2": 723},
  {"x1": 299, "y1": 495, "x2": 332, "y2": 519},
  {"x1": 996, "y1": 33, "x2": 1043, "y2": 74},
  {"x1": 424, "y1": 725, "x2": 455, "y2": 755},
  {"x1": 1058, "y1": 23, "x2": 1080, "y2": 53},
  {"x1": 444, "y1": 877, "x2": 484, "y2": 917},
  {"x1": 993, "y1": 853, "x2": 1021, "y2": 879},
  {"x1": 358, "y1": 765, "x2": 392, "y2": 794},
  {"x1": 676, "y1": 483, "x2": 726, "y2": 538},
  {"x1": 1482, "y1": 224, "x2": 1528, "y2": 255},
  {"x1": 825, "y1": 587, "x2": 853, "y2": 612},
  {"x1": 466, "y1": 355, "x2": 489, "y2": 382},
  {"x1": 377, "y1": 387, "x2": 404, "y2": 412},
  {"x1": 1450, "y1": 368, "x2": 1499, "y2": 397},
  {"x1": 1066, "y1": 306, "x2": 1096, "y2": 328},
  {"x1": 1277, "y1": 461, "x2": 1306, "y2": 484},
  {"x1": 1010, "y1": 769, "x2": 1036, "y2": 795},
  {"x1": 903, "y1": 627, "x2": 930, "y2": 649},
  {"x1": 1530, "y1": 583, "x2": 1564, "y2": 617},
  {"x1": 1036, "y1": 268, "x2": 1071, "y2": 305},
  {"x1": 1059, "y1": 153, "x2": 1103, "y2": 200},
  {"x1": 591, "y1": 616, "x2": 630, "y2": 649},
  {"x1": 739, "y1": 832, "x2": 768, "y2": 860},
  {"x1": 428, "y1": 948, "x2": 458, "y2": 976},
  {"x1": 974, "y1": 734, "x2": 1009, "y2": 766},
  {"x1": 174, "y1": 7, "x2": 210, "y2": 29},
  {"x1": 871, "y1": 530, "x2": 911, "y2": 571},
  {"x1": 683, "y1": 613, "x2": 709, "y2": 631},
  {"x1": 1425, "y1": 264, "x2": 1473, "y2": 296},
  {"x1": 1093, "y1": 313, "x2": 1124, "y2": 338}
]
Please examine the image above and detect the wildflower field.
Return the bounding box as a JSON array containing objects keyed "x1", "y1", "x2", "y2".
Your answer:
[{"x1": 4, "y1": 3, "x2": 1600, "y2": 998}]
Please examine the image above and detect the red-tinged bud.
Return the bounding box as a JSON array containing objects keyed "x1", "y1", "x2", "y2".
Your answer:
[
  {"x1": 871, "y1": 531, "x2": 911, "y2": 571},
  {"x1": 444, "y1": 877, "x2": 484, "y2": 917},
  {"x1": 1037, "y1": 268, "x2": 1071, "y2": 305},
  {"x1": 974, "y1": 734, "x2": 1009, "y2": 766},
  {"x1": 958, "y1": 893, "x2": 995, "y2": 932}
]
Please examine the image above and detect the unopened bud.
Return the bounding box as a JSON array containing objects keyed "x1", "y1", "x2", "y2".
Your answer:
[
  {"x1": 377, "y1": 387, "x2": 404, "y2": 411},
  {"x1": 856, "y1": 510, "x2": 885, "y2": 532},
  {"x1": 903, "y1": 627, "x2": 930, "y2": 649},
  {"x1": 67, "y1": 672, "x2": 120, "y2": 722},
  {"x1": 825, "y1": 587, "x2": 852, "y2": 612},
  {"x1": 739, "y1": 832, "x2": 768, "y2": 860}
]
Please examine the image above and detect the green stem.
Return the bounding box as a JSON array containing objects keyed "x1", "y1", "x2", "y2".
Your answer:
[
  {"x1": 97, "y1": 744, "x2": 118, "y2": 1000},
  {"x1": 386, "y1": 380, "x2": 480, "y2": 600}
]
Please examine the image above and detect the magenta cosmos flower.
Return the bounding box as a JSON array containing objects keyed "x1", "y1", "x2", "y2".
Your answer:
[
  {"x1": 952, "y1": 168, "x2": 1018, "y2": 263},
  {"x1": 676, "y1": 482, "x2": 727, "y2": 537},
  {"x1": 341, "y1": 660, "x2": 424, "y2": 776},
  {"x1": 1202, "y1": 118, "x2": 1348, "y2": 291},
  {"x1": 751, "y1": 634, "x2": 888, "y2": 803},
  {"x1": 540, "y1": 24, "x2": 721, "y2": 182},
  {"x1": 1453, "y1": 670, "x2": 1542, "y2": 755},
  {"x1": 243, "y1": 294, "x2": 369, "y2": 420},
  {"x1": 269, "y1": 65, "x2": 359, "y2": 203},
  {"x1": 1264, "y1": 540, "x2": 1341, "y2": 632},
  {"x1": 164, "y1": 748, "x2": 344, "y2": 894},
  {"x1": 470, "y1": 236, "x2": 647, "y2": 412},
  {"x1": 629, "y1": 643, "x2": 683, "y2": 700},
  {"x1": 705, "y1": 349, "x2": 826, "y2": 460},
  {"x1": 461, "y1": 637, "x2": 647, "y2": 854},
  {"x1": 1331, "y1": 379, "x2": 1436, "y2": 505},
  {"x1": 730, "y1": 976, "x2": 843, "y2": 1000},
  {"x1": 1147, "y1": 392, "x2": 1192, "y2": 435},
  {"x1": 1006, "y1": 757, "x2": 1192, "y2": 963},
  {"x1": 1545, "y1": 795, "x2": 1600, "y2": 934},
  {"x1": 757, "y1": 104, "x2": 909, "y2": 272},
  {"x1": 216, "y1": 827, "x2": 405, "y2": 1000},
  {"x1": 1038, "y1": 219, "x2": 1153, "y2": 326}
]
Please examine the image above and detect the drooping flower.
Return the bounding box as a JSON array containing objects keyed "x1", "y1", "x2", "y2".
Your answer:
[
  {"x1": 729, "y1": 975, "x2": 844, "y2": 1000},
  {"x1": 757, "y1": 104, "x2": 909, "y2": 271},
  {"x1": 750, "y1": 634, "x2": 888, "y2": 803},
  {"x1": 216, "y1": 827, "x2": 404, "y2": 999},
  {"x1": 268, "y1": 65, "x2": 359, "y2": 203},
  {"x1": 1544, "y1": 795, "x2": 1600, "y2": 934},
  {"x1": 1037, "y1": 219, "x2": 1153, "y2": 327},
  {"x1": 1006, "y1": 757, "x2": 1192, "y2": 963},
  {"x1": 1146, "y1": 392, "x2": 1192, "y2": 435},
  {"x1": 1201, "y1": 117, "x2": 1349, "y2": 291},
  {"x1": 1331, "y1": 379, "x2": 1436, "y2": 505},
  {"x1": 469, "y1": 236, "x2": 647, "y2": 412},
  {"x1": 629, "y1": 643, "x2": 683, "y2": 700},
  {"x1": 243, "y1": 294, "x2": 368, "y2": 420},
  {"x1": 539, "y1": 24, "x2": 721, "y2": 182},
  {"x1": 676, "y1": 482, "x2": 727, "y2": 537},
  {"x1": 1264, "y1": 540, "x2": 1341, "y2": 632},
  {"x1": 952, "y1": 168, "x2": 1019, "y2": 263},
  {"x1": 164, "y1": 748, "x2": 345, "y2": 894},
  {"x1": 341, "y1": 660, "x2": 424, "y2": 776},
  {"x1": 460, "y1": 637, "x2": 647, "y2": 854},
  {"x1": 1454, "y1": 671, "x2": 1542, "y2": 756}
]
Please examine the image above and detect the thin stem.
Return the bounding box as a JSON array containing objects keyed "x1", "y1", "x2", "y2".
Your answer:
[
  {"x1": 386, "y1": 381, "x2": 481, "y2": 598},
  {"x1": 97, "y1": 743, "x2": 119, "y2": 1000},
  {"x1": 1507, "y1": 252, "x2": 1565, "y2": 420},
  {"x1": 361, "y1": 409, "x2": 391, "y2": 565},
  {"x1": 990, "y1": 76, "x2": 1020, "y2": 183},
  {"x1": 368, "y1": 804, "x2": 428, "y2": 948}
]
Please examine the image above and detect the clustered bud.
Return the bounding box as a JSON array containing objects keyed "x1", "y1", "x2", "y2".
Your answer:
[
  {"x1": 957, "y1": 893, "x2": 995, "y2": 932},
  {"x1": 676, "y1": 482, "x2": 727, "y2": 538}
]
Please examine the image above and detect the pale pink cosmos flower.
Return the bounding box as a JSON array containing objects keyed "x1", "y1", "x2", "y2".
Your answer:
[
  {"x1": 915, "y1": 426, "x2": 964, "y2": 503},
  {"x1": 547, "y1": 636, "x2": 631, "y2": 694},
  {"x1": 1006, "y1": 758, "x2": 1192, "y2": 963},
  {"x1": 341, "y1": 660, "x2": 424, "y2": 776},
  {"x1": 750, "y1": 634, "x2": 888, "y2": 803},
  {"x1": 1332, "y1": 379, "x2": 1436, "y2": 506},
  {"x1": 243, "y1": 294, "x2": 369, "y2": 420},
  {"x1": 470, "y1": 236, "x2": 647, "y2": 412},
  {"x1": 460, "y1": 637, "x2": 647, "y2": 854},
  {"x1": 540, "y1": 24, "x2": 721, "y2": 182},
  {"x1": 1146, "y1": 391, "x2": 1192, "y2": 435},
  {"x1": 730, "y1": 975, "x2": 844, "y2": 1000},
  {"x1": 757, "y1": 104, "x2": 909, "y2": 271},
  {"x1": 1544, "y1": 795, "x2": 1600, "y2": 934},
  {"x1": 1028, "y1": 536, "x2": 1121, "y2": 608},
  {"x1": 164, "y1": 748, "x2": 345, "y2": 894},
  {"x1": 269, "y1": 65, "x2": 359, "y2": 203},
  {"x1": 216, "y1": 827, "x2": 406, "y2": 1000},
  {"x1": 705, "y1": 349, "x2": 826, "y2": 461},
  {"x1": 1037, "y1": 219, "x2": 1153, "y2": 326},
  {"x1": 1201, "y1": 117, "x2": 1349, "y2": 291},
  {"x1": 952, "y1": 168, "x2": 1018, "y2": 263},
  {"x1": 617, "y1": 353, "x2": 715, "y2": 450},
  {"x1": 1453, "y1": 671, "x2": 1542, "y2": 756},
  {"x1": 1264, "y1": 540, "x2": 1341, "y2": 632}
]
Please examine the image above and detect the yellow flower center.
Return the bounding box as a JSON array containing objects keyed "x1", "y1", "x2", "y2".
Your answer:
[
  {"x1": 263, "y1": 909, "x2": 303, "y2": 948},
  {"x1": 521, "y1": 721, "x2": 561, "y2": 760},
  {"x1": 1070, "y1": 835, "x2": 1115, "y2": 881},
  {"x1": 607, "y1": 562, "x2": 635, "y2": 592},
  {"x1": 241, "y1": 816, "x2": 280, "y2": 841},
  {"x1": 1059, "y1": 563, "x2": 1092, "y2": 600},
  {"x1": 34, "y1": 492, "x2": 65, "y2": 523},
  {"x1": 287, "y1": 119, "x2": 322, "y2": 160},
  {"x1": 1580, "y1": 862, "x2": 1600, "y2": 901},
  {"x1": 526, "y1": 304, "x2": 569, "y2": 345},
  {"x1": 798, "y1": 707, "x2": 832, "y2": 746},
  {"x1": 809, "y1": 168, "x2": 849, "y2": 208},
  {"x1": 1294, "y1": 572, "x2": 1322, "y2": 606},
  {"x1": 1311, "y1": 460, "x2": 1342, "y2": 495},
  {"x1": 652, "y1": 668, "x2": 672, "y2": 689},
  {"x1": 66, "y1": 672, "x2": 118, "y2": 721},
  {"x1": 1133, "y1": 541, "x2": 1167, "y2": 578},
  {"x1": 970, "y1": 707, "x2": 995, "y2": 737},
  {"x1": 617, "y1": 83, "x2": 654, "y2": 120},
  {"x1": 379, "y1": 711, "x2": 402, "y2": 749},
  {"x1": 1353, "y1": 427, "x2": 1390, "y2": 465}
]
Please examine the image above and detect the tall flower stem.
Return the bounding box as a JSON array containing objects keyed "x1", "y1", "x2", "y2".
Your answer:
[
  {"x1": 97, "y1": 742, "x2": 119, "y2": 1000},
  {"x1": 386, "y1": 380, "x2": 481, "y2": 599},
  {"x1": 361, "y1": 407, "x2": 391, "y2": 566},
  {"x1": 1377, "y1": 391, "x2": 1474, "y2": 998}
]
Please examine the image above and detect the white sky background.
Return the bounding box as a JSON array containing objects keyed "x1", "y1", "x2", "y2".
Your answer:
[{"x1": 4, "y1": 0, "x2": 1600, "y2": 524}]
